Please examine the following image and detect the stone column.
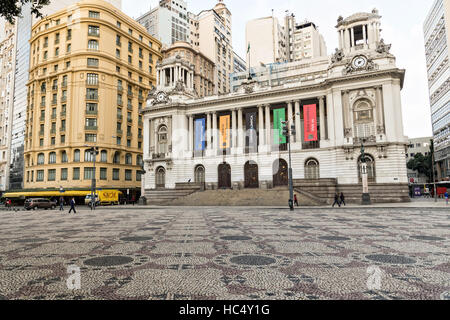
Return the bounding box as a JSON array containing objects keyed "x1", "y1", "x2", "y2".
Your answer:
[
  {"x1": 265, "y1": 104, "x2": 271, "y2": 148},
  {"x1": 144, "y1": 119, "x2": 151, "y2": 159},
  {"x1": 287, "y1": 101, "x2": 293, "y2": 129},
  {"x1": 188, "y1": 115, "x2": 194, "y2": 153},
  {"x1": 294, "y1": 100, "x2": 302, "y2": 145},
  {"x1": 258, "y1": 105, "x2": 265, "y2": 147},
  {"x1": 375, "y1": 86, "x2": 385, "y2": 133},
  {"x1": 231, "y1": 109, "x2": 237, "y2": 149},
  {"x1": 169, "y1": 67, "x2": 173, "y2": 86},
  {"x1": 212, "y1": 112, "x2": 217, "y2": 153},
  {"x1": 342, "y1": 90, "x2": 350, "y2": 136},
  {"x1": 238, "y1": 108, "x2": 244, "y2": 148},
  {"x1": 350, "y1": 28, "x2": 354, "y2": 48},
  {"x1": 363, "y1": 24, "x2": 367, "y2": 45},
  {"x1": 207, "y1": 112, "x2": 212, "y2": 150},
  {"x1": 319, "y1": 96, "x2": 325, "y2": 142}
]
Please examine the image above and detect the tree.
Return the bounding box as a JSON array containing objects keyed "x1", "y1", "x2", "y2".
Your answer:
[
  {"x1": 407, "y1": 141, "x2": 433, "y2": 180},
  {"x1": 1, "y1": 0, "x2": 50, "y2": 24}
]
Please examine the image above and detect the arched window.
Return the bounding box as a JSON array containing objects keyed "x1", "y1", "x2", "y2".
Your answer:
[
  {"x1": 157, "y1": 125, "x2": 168, "y2": 154},
  {"x1": 305, "y1": 158, "x2": 320, "y2": 180},
  {"x1": 125, "y1": 153, "x2": 132, "y2": 165},
  {"x1": 155, "y1": 166, "x2": 165, "y2": 188},
  {"x1": 74, "y1": 149, "x2": 80, "y2": 162},
  {"x1": 113, "y1": 152, "x2": 121, "y2": 164},
  {"x1": 195, "y1": 165, "x2": 205, "y2": 184},
  {"x1": 61, "y1": 151, "x2": 68, "y2": 163},
  {"x1": 37, "y1": 153, "x2": 45, "y2": 165},
  {"x1": 137, "y1": 155, "x2": 143, "y2": 166},
  {"x1": 49, "y1": 152, "x2": 56, "y2": 164},
  {"x1": 100, "y1": 150, "x2": 107, "y2": 162},
  {"x1": 353, "y1": 99, "x2": 375, "y2": 141},
  {"x1": 84, "y1": 150, "x2": 94, "y2": 162},
  {"x1": 358, "y1": 154, "x2": 376, "y2": 182}
]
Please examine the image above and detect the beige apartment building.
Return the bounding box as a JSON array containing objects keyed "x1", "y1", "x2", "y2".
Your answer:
[
  {"x1": 189, "y1": 1, "x2": 233, "y2": 94},
  {"x1": 23, "y1": 0, "x2": 162, "y2": 193},
  {"x1": 0, "y1": 21, "x2": 17, "y2": 192},
  {"x1": 161, "y1": 41, "x2": 215, "y2": 97}
]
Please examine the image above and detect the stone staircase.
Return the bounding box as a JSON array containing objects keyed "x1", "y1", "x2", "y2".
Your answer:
[
  {"x1": 170, "y1": 187, "x2": 321, "y2": 207},
  {"x1": 143, "y1": 183, "x2": 203, "y2": 205}
]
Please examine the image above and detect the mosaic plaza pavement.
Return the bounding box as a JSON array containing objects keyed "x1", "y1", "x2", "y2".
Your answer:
[{"x1": 0, "y1": 206, "x2": 448, "y2": 300}]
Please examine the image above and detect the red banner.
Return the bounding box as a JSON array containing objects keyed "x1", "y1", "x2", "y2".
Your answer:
[{"x1": 303, "y1": 104, "x2": 318, "y2": 142}]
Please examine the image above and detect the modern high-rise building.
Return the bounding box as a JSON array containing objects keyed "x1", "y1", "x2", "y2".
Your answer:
[
  {"x1": 232, "y1": 51, "x2": 246, "y2": 74},
  {"x1": 246, "y1": 13, "x2": 327, "y2": 69},
  {"x1": 0, "y1": 0, "x2": 122, "y2": 191},
  {"x1": 137, "y1": 0, "x2": 189, "y2": 47},
  {"x1": 424, "y1": 0, "x2": 450, "y2": 181},
  {"x1": 23, "y1": 0, "x2": 161, "y2": 196},
  {"x1": 245, "y1": 16, "x2": 287, "y2": 67},
  {"x1": 189, "y1": 0, "x2": 233, "y2": 94}
]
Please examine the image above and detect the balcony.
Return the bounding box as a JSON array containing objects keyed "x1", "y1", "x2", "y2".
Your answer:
[
  {"x1": 138, "y1": 95, "x2": 144, "y2": 102},
  {"x1": 88, "y1": 31, "x2": 100, "y2": 37},
  {"x1": 60, "y1": 127, "x2": 66, "y2": 133},
  {"x1": 116, "y1": 129, "x2": 123, "y2": 135},
  {"x1": 40, "y1": 102, "x2": 46, "y2": 107},
  {"x1": 117, "y1": 100, "x2": 123, "y2": 106},
  {"x1": 127, "y1": 132, "x2": 132, "y2": 137},
  {"x1": 127, "y1": 117, "x2": 132, "y2": 123},
  {"x1": 117, "y1": 86, "x2": 123, "y2": 93},
  {"x1": 51, "y1": 114, "x2": 57, "y2": 120},
  {"x1": 60, "y1": 111, "x2": 66, "y2": 117},
  {"x1": 138, "y1": 134, "x2": 143, "y2": 139},
  {"x1": 52, "y1": 85, "x2": 58, "y2": 91},
  {"x1": 127, "y1": 91, "x2": 133, "y2": 97},
  {"x1": 85, "y1": 125, "x2": 98, "y2": 131},
  {"x1": 117, "y1": 114, "x2": 123, "y2": 120},
  {"x1": 61, "y1": 96, "x2": 67, "y2": 103},
  {"x1": 50, "y1": 128, "x2": 56, "y2": 134},
  {"x1": 86, "y1": 80, "x2": 99, "y2": 87},
  {"x1": 40, "y1": 116, "x2": 45, "y2": 122},
  {"x1": 86, "y1": 109, "x2": 98, "y2": 115},
  {"x1": 138, "y1": 120, "x2": 143, "y2": 126},
  {"x1": 39, "y1": 131, "x2": 44, "y2": 136},
  {"x1": 86, "y1": 93, "x2": 98, "y2": 101},
  {"x1": 61, "y1": 82, "x2": 67, "y2": 88},
  {"x1": 127, "y1": 104, "x2": 133, "y2": 110},
  {"x1": 51, "y1": 99, "x2": 57, "y2": 105}
]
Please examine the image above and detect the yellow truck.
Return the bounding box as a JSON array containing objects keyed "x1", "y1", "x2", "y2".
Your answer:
[{"x1": 85, "y1": 190, "x2": 121, "y2": 207}]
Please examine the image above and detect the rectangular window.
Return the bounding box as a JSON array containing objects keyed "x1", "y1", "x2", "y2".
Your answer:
[
  {"x1": 100, "y1": 168, "x2": 107, "y2": 180},
  {"x1": 87, "y1": 58, "x2": 99, "y2": 67},
  {"x1": 125, "y1": 169, "x2": 132, "y2": 181},
  {"x1": 73, "y1": 168, "x2": 80, "y2": 180},
  {"x1": 88, "y1": 25, "x2": 100, "y2": 37},
  {"x1": 37, "y1": 170, "x2": 44, "y2": 182},
  {"x1": 86, "y1": 73, "x2": 99, "y2": 85},
  {"x1": 61, "y1": 135, "x2": 65, "y2": 143},
  {"x1": 137, "y1": 170, "x2": 142, "y2": 181},
  {"x1": 48, "y1": 169, "x2": 56, "y2": 181},
  {"x1": 88, "y1": 40, "x2": 99, "y2": 50},
  {"x1": 84, "y1": 167, "x2": 95, "y2": 180},
  {"x1": 85, "y1": 134, "x2": 97, "y2": 142},
  {"x1": 89, "y1": 11, "x2": 100, "y2": 18},
  {"x1": 113, "y1": 169, "x2": 120, "y2": 180},
  {"x1": 61, "y1": 168, "x2": 68, "y2": 181}
]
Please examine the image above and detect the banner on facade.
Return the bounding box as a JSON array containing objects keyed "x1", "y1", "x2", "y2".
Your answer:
[
  {"x1": 273, "y1": 108, "x2": 286, "y2": 145},
  {"x1": 219, "y1": 115, "x2": 231, "y2": 149},
  {"x1": 303, "y1": 104, "x2": 318, "y2": 142},
  {"x1": 194, "y1": 118, "x2": 206, "y2": 151},
  {"x1": 245, "y1": 111, "x2": 258, "y2": 152}
]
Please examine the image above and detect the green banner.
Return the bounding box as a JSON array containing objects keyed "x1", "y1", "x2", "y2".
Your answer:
[{"x1": 273, "y1": 108, "x2": 286, "y2": 145}]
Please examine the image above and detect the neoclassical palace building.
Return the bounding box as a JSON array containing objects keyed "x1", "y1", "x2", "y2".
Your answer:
[{"x1": 141, "y1": 10, "x2": 410, "y2": 203}]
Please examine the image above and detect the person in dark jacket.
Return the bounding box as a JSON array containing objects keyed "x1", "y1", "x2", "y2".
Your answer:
[
  {"x1": 332, "y1": 193, "x2": 341, "y2": 207},
  {"x1": 59, "y1": 197, "x2": 65, "y2": 211},
  {"x1": 68, "y1": 198, "x2": 76, "y2": 214},
  {"x1": 294, "y1": 194, "x2": 299, "y2": 207},
  {"x1": 340, "y1": 193, "x2": 346, "y2": 206}
]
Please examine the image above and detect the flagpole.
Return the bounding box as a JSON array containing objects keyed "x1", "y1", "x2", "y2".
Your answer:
[{"x1": 248, "y1": 43, "x2": 251, "y2": 80}]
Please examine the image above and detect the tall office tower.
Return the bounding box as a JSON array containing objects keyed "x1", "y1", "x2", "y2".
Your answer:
[
  {"x1": 137, "y1": 0, "x2": 189, "y2": 47},
  {"x1": 189, "y1": 0, "x2": 233, "y2": 94},
  {"x1": 24, "y1": 0, "x2": 161, "y2": 196},
  {"x1": 245, "y1": 16, "x2": 287, "y2": 68},
  {"x1": 0, "y1": 21, "x2": 17, "y2": 192},
  {"x1": 424, "y1": 0, "x2": 450, "y2": 181},
  {"x1": 5, "y1": 0, "x2": 122, "y2": 191},
  {"x1": 246, "y1": 12, "x2": 327, "y2": 68}
]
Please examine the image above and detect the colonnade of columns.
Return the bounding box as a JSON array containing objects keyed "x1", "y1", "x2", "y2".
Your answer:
[
  {"x1": 338, "y1": 22, "x2": 381, "y2": 50},
  {"x1": 157, "y1": 64, "x2": 194, "y2": 90},
  {"x1": 184, "y1": 97, "x2": 329, "y2": 154}
]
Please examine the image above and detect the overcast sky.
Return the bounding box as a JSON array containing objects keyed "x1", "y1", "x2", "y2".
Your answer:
[{"x1": 123, "y1": 0, "x2": 435, "y2": 139}]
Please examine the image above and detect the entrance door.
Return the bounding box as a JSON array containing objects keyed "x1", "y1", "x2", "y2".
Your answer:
[
  {"x1": 244, "y1": 161, "x2": 259, "y2": 188},
  {"x1": 273, "y1": 159, "x2": 288, "y2": 187},
  {"x1": 218, "y1": 163, "x2": 231, "y2": 189}
]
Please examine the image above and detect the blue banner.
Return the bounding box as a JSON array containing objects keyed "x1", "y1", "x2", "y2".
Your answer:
[{"x1": 194, "y1": 118, "x2": 206, "y2": 151}]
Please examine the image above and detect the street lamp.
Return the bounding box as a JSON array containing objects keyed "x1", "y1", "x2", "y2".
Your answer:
[
  {"x1": 85, "y1": 145, "x2": 99, "y2": 210},
  {"x1": 360, "y1": 140, "x2": 371, "y2": 205},
  {"x1": 282, "y1": 120, "x2": 296, "y2": 211}
]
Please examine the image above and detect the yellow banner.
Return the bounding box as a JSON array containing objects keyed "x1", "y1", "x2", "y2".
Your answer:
[{"x1": 219, "y1": 115, "x2": 230, "y2": 149}]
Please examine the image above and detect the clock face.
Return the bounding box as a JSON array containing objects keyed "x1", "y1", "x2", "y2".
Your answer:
[{"x1": 352, "y1": 56, "x2": 368, "y2": 69}]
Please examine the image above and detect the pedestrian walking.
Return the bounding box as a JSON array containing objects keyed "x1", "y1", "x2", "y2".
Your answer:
[
  {"x1": 59, "y1": 196, "x2": 65, "y2": 211},
  {"x1": 332, "y1": 193, "x2": 341, "y2": 207},
  {"x1": 340, "y1": 192, "x2": 346, "y2": 206},
  {"x1": 445, "y1": 191, "x2": 449, "y2": 205},
  {"x1": 294, "y1": 194, "x2": 299, "y2": 207},
  {"x1": 68, "y1": 197, "x2": 77, "y2": 214}
]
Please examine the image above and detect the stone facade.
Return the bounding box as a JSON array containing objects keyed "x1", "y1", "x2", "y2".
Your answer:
[{"x1": 141, "y1": 10, "x2": 409, "y2": 203}]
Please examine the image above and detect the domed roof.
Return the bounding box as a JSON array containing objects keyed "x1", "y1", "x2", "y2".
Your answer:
[{"x1": 337, "y1": 9, "x2": 381, "y2": 27}]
